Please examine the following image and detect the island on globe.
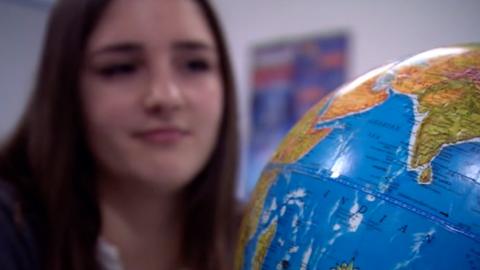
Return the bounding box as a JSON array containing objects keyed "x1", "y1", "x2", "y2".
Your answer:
[{"x1": 236, "y1": 44, "x2": 480, "y2": 270}]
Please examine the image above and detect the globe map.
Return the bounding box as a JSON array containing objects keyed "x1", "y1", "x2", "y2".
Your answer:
[{"x1": 236, "y1": 45, "x2": 480, "y2": 270}]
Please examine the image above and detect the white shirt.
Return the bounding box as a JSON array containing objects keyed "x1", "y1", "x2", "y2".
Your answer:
[{"x1": 97, "y1": 238, "x2": 124, "y2": 270}]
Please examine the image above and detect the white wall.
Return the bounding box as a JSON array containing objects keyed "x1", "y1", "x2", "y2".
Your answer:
[
  {"x1": 0, "y1": 0, "x2": 48, "y2": 138},
  {"x1": 210, "y1": 0, "x2": 480, "y2": 198}
]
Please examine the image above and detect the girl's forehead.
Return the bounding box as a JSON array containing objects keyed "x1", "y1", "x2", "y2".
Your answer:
[{"x1": 87, "y1": 0, "x2": 215, "y2": 53}]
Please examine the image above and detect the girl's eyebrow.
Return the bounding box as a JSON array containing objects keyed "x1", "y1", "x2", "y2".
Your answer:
[
  {"x1": 171, "y1": 40, "x2": 215, "y2": 52},
  {"x1": 88, "y1": 40, "x2": 215, "y2": 59},
  {"x1": 90, "y1": 42, "x2": 143, "y2": 57}
]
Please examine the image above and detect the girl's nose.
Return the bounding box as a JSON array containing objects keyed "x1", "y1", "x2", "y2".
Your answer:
[{"x1": 143, "y1": 69, "x2": 185, "y2": 114}]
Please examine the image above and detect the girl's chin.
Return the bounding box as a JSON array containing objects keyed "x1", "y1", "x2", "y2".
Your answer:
[{"x1": 132, "y1": 172, "x2": 196, "y2": 192}]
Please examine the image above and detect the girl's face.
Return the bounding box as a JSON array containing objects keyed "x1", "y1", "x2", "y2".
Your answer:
[{"x1": 81, "y1": 0, "x2": 223, "y2": 192}]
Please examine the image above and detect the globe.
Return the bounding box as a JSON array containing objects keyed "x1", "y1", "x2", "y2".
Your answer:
[{"x1": 236, "y1": 45, "x2": 480, "y2": 270}]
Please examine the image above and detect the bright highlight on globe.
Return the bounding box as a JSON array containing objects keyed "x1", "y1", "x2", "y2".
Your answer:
[{"x1": 236, "y1": 45, "x2": 480, "y2": 270}]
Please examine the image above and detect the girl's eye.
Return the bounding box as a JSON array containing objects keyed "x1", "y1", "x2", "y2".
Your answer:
[
  {"x1": 183, "y1": 58, "x2": 212, "y2": 73},
  {"x1": 97, "y1": 63, "x2": 138, "y2": 78}
]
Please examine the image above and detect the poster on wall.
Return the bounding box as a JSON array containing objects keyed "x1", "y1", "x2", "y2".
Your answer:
[{"x1": 246, "y1": 32, "x2": 349, "y2": 197}]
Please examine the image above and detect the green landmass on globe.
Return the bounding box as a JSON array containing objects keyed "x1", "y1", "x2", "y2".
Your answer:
[{"x1": 392, "y1": 48, "x2": 480, "y2": 184}]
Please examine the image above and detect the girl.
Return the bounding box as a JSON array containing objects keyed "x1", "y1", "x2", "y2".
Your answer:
[{"x1": 0, "y1": 0, "x2": 238, "y2": 269}]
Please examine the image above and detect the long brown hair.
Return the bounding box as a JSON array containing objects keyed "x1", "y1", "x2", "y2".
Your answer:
[{"x1": 0, "y1": 0, "x2": 238, "y2": 269}]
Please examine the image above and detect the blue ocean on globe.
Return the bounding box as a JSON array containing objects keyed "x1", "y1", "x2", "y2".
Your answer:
[{"x1": 245, "y1": 91, "x2": 479, "y2": 269}]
